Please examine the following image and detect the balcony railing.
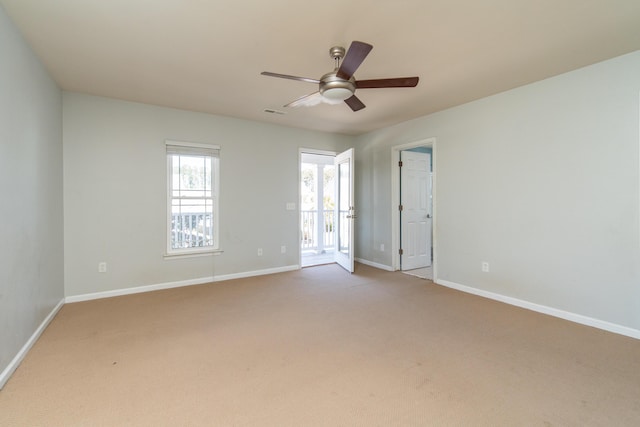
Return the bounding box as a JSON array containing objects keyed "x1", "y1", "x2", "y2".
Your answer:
[
  {"x1": 171, "y1": 211, "x2": 338, "y2": 253},
  {"x1": 301, "y1": 209, "x2": 335, "y2": 252},
  {"x1": 171, "y1": 213, "x2": 213, "y2": 249}
]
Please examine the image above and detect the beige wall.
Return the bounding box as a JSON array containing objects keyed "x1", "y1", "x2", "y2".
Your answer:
[{"x1": 356, "y1": 51, "x2": 640, "y2": 332}]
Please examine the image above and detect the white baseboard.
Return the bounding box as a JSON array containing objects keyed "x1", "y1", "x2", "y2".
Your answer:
[
  {"x1": 0, "y1": 298, "x2": 65, "y2": 390},
  {"x1": 436, "y1": 279, "x2": 640, "y2": 340},
  {"x1": 65, "y1": 264, "x2": 300, "y2": 303},
  {"x1": 211, "y1": 264, "x2": 299, "y2": 282},
  {"x1": 65, "y1": 276, "x2": 215, "y2": 303},
  {"x1": 355, "y1": 258, "x2": 393, "y2": 271}
]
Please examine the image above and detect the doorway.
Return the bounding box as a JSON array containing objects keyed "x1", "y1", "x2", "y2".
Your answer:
[
  {"x1": 391, "y1": 138, "x2": 436, "y2": 280},
  {"x1": 299, "y1": 148, "x2": 356, "y2": 272},
  {"x1": 300, "y1": 151, "x2": 336, "y2": 267}
]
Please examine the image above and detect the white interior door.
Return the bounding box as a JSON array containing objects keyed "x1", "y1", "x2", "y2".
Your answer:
[
  {"x1": 401, "y1": 151, "x2": 432, "y2": 270},
  {"x1": 335, "y1": 148, "x2": 355, "y2": 273}
]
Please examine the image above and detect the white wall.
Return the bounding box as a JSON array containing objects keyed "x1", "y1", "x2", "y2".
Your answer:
[
  {"x1": 355, "y1": 51, "x2": 640, "y2": 332},
  {"x1": 0, "y1": 5, "x2": 64, "y2": 384},
  {"x1": 63, "y1": 93, "x2": 353, "y2": 297}
]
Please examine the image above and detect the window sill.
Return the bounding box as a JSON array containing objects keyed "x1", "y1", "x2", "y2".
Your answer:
[{"x1": 164, "y1": 249, "x2": 224, "y2": 260}]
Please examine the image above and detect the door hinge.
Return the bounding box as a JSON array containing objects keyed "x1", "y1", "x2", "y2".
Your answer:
[
  {"x1": 399, "y1": 205, "x2": 403, "y2": 211},
  {"x1": 399, "y1": 249, "x2": 404, "y2": 255},
  {"x1": 398, "y1": 161, "x2": 403, "y2": 167}
]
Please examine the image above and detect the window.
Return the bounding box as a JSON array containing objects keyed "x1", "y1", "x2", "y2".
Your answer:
[{"x1": 166, "y1": 141, "x2": 220, "y2": 255}]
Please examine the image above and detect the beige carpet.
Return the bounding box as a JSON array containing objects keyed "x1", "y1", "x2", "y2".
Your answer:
[{"x1": 1, "y1": 263, "x2": 639, "y2": 426}]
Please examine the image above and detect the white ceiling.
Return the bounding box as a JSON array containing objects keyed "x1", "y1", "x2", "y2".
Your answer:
[{"x1": 2, "y1": 0, "x2": 640, "y2": 136}]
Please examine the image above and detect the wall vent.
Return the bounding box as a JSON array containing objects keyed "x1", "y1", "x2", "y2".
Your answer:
[{"x1": 264, "y1": 109, "x2": 285, "y2": 115}]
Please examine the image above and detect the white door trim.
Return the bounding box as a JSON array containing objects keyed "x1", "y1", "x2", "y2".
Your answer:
[{"x1": 391, "y1": 138, "x2": 437, "y2": 280}]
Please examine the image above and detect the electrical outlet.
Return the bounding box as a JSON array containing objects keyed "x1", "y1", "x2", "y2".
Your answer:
[
  {"x1": 380, "y1": 243, "x2": 385, "y2": 251},
  {"x1": 257, "y1": 248, "x2": 263, "y2": 256},
  {"x1": 98, "y1": 262, "x2": 107, "y2": 273},
  {"x1": 481, "y1": 262, "x2": 490, "y2": 273},
  {"x1": 281, "y1": 246, "x2": 286, "y2": 254}
]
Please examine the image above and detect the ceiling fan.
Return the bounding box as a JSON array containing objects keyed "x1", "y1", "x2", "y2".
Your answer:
[{"x1": 261, "y1": 41, "x2": 419, "y2": 112}]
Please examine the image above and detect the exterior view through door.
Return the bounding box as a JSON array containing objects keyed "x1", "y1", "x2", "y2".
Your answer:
[
  {"x1": 300, "y1": 149, "x2": 355, "y2": 272},
  {"x1": 300, "y1": 152, "x2": 336, "y2": 267}
]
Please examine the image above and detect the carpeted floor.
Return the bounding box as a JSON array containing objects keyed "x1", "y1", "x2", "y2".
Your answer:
[{"x1": 1, "y1": 263, "x2": 639, "y2": 426}]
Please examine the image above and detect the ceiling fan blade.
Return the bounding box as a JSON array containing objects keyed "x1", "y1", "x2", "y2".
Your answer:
[
  {"x1": 336, "y1": 41, "x2": 373, "y2": 80},
  {"x1": 284, "y1": 92, "x2": 324, "y2": 108},
  {"x1": 344, "y1": 95, "x2": 366, "y2": 112},
  {"x1": 356, "y1": 77, "x2": 419, "y2": 88},
  {"x1": 261, "y1": 72, "x2": 320, "y2": 84}
]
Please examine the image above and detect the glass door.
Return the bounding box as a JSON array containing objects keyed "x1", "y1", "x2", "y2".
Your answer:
[{"x1": 335, "y1": 148, "x2": 355, "y2": 273}]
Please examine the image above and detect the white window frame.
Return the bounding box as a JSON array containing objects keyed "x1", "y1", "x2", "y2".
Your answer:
[{"x1": 165, "y1": 140, "x2": 220, "y2": 257}]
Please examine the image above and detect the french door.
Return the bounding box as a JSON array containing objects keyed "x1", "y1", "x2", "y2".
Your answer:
[{"x1": 335, "y1": 148, "x2": 355, "y2": 273}]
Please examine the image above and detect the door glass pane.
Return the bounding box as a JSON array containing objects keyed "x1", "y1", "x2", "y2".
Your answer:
[{"x1": 338, "y1": 161, "x2": 350, "y2": 255}]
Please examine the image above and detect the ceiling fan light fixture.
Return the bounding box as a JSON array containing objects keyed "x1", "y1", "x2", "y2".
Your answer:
[
  {"x1": 321, "y1": 87, "x2": 353, "y2": 102},
  {"x1": 319, "y1": 71, "x2": 355, "y2": 103}
]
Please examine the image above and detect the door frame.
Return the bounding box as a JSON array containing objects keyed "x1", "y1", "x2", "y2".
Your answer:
[
  {"x1": 299, "y1": 148, "x2": 337, "y2": 268},
  {"x1": 391, "y1": 138, "x2": 437, "y2": 279}
]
